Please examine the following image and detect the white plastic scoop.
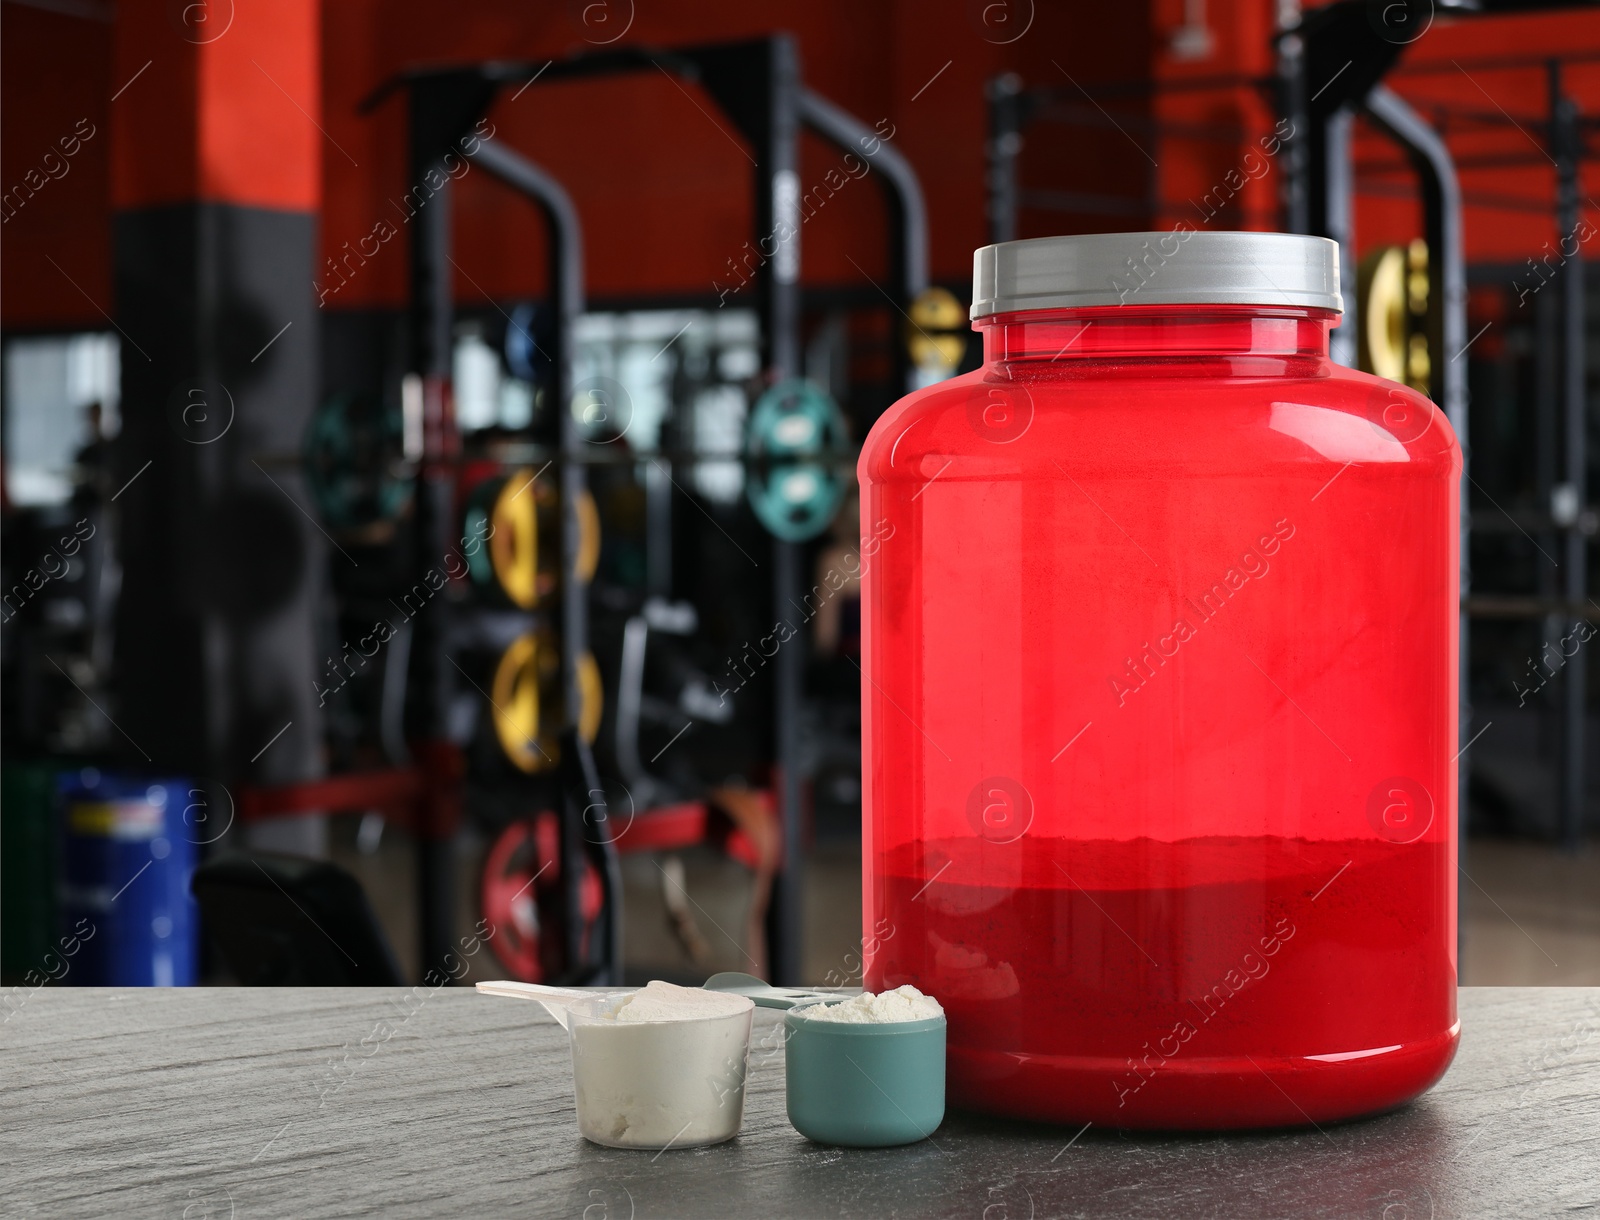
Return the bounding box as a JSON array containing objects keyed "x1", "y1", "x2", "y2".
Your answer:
[
  {"x1": 474, "y1": 980, "x2": 615, "y2": 1029},
  {"x1": 476, "y1": 978, "x2": 756, "y2": 1150}
]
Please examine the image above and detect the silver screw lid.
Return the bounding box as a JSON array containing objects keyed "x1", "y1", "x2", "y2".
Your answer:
[{"x1": 971, "y1": 230, "x2": 1343, "y2": 318}]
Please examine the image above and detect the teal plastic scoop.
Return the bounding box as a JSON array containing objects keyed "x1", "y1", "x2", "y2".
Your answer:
[
  {"x1": 704, "y1": 973, "x2": 946, "y2": 1148},
  {"x1": 702, "y1": 972, "x2": 848, "y2": 1010},
  {"x1": 781, "y1": 1007, "x2": 945, "y2": 1147}
]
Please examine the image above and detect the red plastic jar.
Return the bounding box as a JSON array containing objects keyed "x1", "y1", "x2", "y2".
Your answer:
[{"x1": 860, "y1": 232, "x2": 1459, "y2": 1130}]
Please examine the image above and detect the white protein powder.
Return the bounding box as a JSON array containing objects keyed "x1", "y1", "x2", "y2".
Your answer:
[
  {"x1": 797, "y1": 985, "x2": 944, "y2": 1024},
  {"x1": 609, "y1": 980, "x2": 748, "y2": 1023},
  {"x1": 569, "y1": 982, "x2": 754, "y2": 1149}
]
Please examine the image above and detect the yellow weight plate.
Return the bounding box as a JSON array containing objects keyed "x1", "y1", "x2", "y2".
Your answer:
[
  {"x1": 1361, "y1": 246, "x2": 1407, "y2": 384},
  {"x1": 576, "y1": 650, "x2": 603, "y2": 744},
  {"x1": 575, "y1": 490, "x2": 601, "y2": 585},
  {"x1": 908, "y1": 286, "x2": 965, "y2": 331},
  {"x1": 489, "y1": 469, "x2": 541, "y2": 609},
  {"x1": 907, "y1": 288, "x2": 968, "y2": 373},
  {"x1": 491, "y1": 632, "x2": 560, "y2": 773},
  {"x1": 909, "y1": 333, "x2": 967, "y2": 369},
  {"x1": 1407, "y1": 333, "x2": 1431, "y2": 390}
]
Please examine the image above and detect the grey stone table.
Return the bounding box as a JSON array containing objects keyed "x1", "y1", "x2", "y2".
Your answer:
[{"x1": 4, "y1": 987, "x2": 1597, "y2": 1219}]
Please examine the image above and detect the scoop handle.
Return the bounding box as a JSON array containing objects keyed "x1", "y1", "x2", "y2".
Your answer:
[
  {"x1": 474, "y1": 980, "x2": 594, "y2": 1030},
  {"x1": 702, "y1": 971, "x2": 844, "y2": 1010}
]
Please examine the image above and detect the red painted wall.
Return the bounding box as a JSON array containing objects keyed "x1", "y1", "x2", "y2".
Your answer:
[
  {"x1": 1149, "y1": 0, "x2": 1283, "y2": 232},
  {"x1": 1, "y1": 3, "x2": 114, "y2": 329},
  {"x1": 4, "y1": 0, "x2": 1596, "y2": 330},
  {"x1": 1141, "y1": 1, "x2": 1600, "y2": 263},
  {"x1": 318, "y1": 0, "x2": 1150, "y2": 310},
  {"x1": 106, "y1": 0, "x2": 320, "y2": 211},
  {"x1": 1354, "y1": 10, "x2": 1600, "y2": 266}
]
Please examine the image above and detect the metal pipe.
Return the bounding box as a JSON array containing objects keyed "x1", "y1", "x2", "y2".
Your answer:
[
  {"x1": 767, "y1": 37, "x2": 806, "y2": 986},
  {"x1": 1278, "y1": 31, "x2": 1310, "y2": 235},
  {"x1": 469, "y1": 135, "x2": 623, "y2": 980},
  {"x1": 468, "y1": 137, "x2": 588, "y2": 680},
  {"x1": 800, "y1": 86, "x2": 929, "y2": 400},
  {"x1": 799, "y1": 87, "x2": 928, "y2": 298},
  {"x1": 1325, "y1": 106, "x2": 1358, "y2": 369},
  {"x1": 405, "y1": 142, "x2": 458, "y2": 982},
  {"x1": 613, "y1": 615, "x2": 656, "y2": 806},
  {"x1": 1465, "y1": 596, "x2": 1600, "y2": 620},
  {"x1": 1550, "y1": 61, "x2": 1587, "y2": 854},
  {"x1": 986, "y1": 74, "x2": 1026, "y2": 245}
]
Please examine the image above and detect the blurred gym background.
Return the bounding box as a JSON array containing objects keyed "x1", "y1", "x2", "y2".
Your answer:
[{"x1": 1, "y1": 0, "x2": 1596, "y2": 992}]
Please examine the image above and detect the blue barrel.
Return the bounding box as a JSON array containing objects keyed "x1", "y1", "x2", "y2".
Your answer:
[{"x1": 57, "y1": 770, "x2": 199, "y2": 986}]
